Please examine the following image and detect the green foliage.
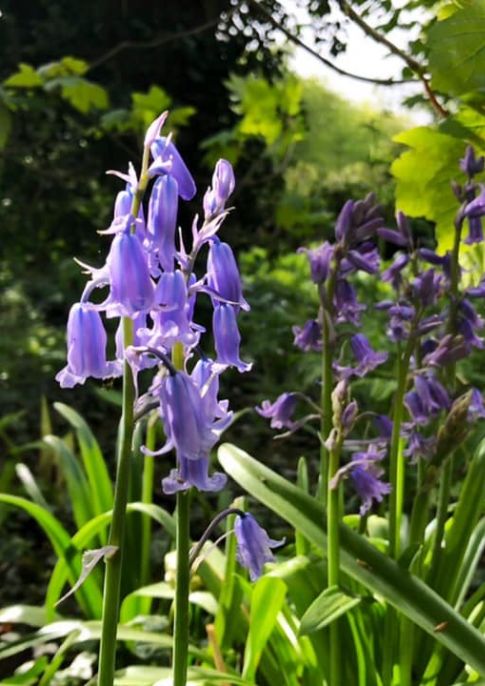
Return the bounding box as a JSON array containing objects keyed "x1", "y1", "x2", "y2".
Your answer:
[
  {"x1": 100, "y1": 85, "x2": 195, "y2": 139},
  {"x1": 218, "y1": 442, "x2": 485, "y2": 678},
  {"x1": 300, "y1": 586, "x2": 361, "y2": 635},
  {"x1": 391, "y1": 127, "x2": 465, "y2": 250},
  {"x1": 3, "y1": 58, "x2": 109, "y2": 115},
  {"x1": 428, "y1": 0, "x2": 485, "y2": 96},
  {"x1": 242, "y1": 577, "x2": 287, "y2": 681}
]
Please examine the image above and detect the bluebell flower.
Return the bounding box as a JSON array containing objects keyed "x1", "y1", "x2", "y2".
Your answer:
[
  {"x1": 382, "y1": 253, "x2": 409, "y2": 290},
  {"x1": 463, "y1": 185, "x2": 485, "y2": 220},
  {"x1": 457, "y1": 299, "x2": 484, "y2": 348},
  {"x1": 422, "y1": 334, "x2": 468, "y2": 367},
  {"x1": 374, "y1": 415, "x2": 393, "y2": 439},
  {"x1": 149, "y1": 370, "x2": 232, "y2": 461},
  {"x1": 334, "y1": 279, "x2": 365, "y2": 326},
  {"x1": 292, "y1": 319, "x2": 322, "y2": 352},
  {"x1": 56, "y1": 303, "x2": 121, "y2": 388},
  {"x1": 334, "y1": 200, "x2": 354, "y2": 242},
  {"x1": 378, "y1": 211, "x2": 412, "y2": 248},
  {"x1": 460, "y1": 146, "x2": 485, "y2": 178},
  {"x1": 468, "y1": 388, "x2": 485, "y2": 421},
  {"x1": 212, "y1": 159, "x2": 235, "y2": 206},
  {"x1": 298, "y1": 242, "x2": 334, "y2": 283},
  {"x1": 405, "y1": 374, "x2": 450, "y2": 425},
  {"x1": 350, "y1": 462, "x2": 391, "y2": 515},
  {"x1": 150, "y1": 136, "x2": 196, "y2": 200},
  {"x1": 331, "y1": 443, "x2": 390, "y2": 515},
  {"x1": 213, "y1": 304, "x2": 251, "y2": 372},
  {"x1": 148, "y1": 270, "x2": 200, "y2": 349},
  {"x1": 234, "y1": 513, "x2": 284, "y2": 580},
  {"x1": 207, "y1": 240, "x2": 249, "y2": 311},
  {"x1": 465, "y1": 216, "x2": 484, "y2": 245},
  {"x1": 467, "y1": 277, "x2": 485, "y2": 298},
  {"x1": 344, "y1": 244, "x2": 380, "y2": 275},
  {"x1": 256, "y1": 392, "x2": 298, "y2": 430},
  {"x1": 403, "y1": 429, "x2": 436, "y2": 462},
  {"x1": 147, "y1": 174, "x2": 179, "y2": 272},
  {"x1": 413, "y1": 269, "x2": 442, "y2": 306},
  {"x1": 105, "y1": 220, "x2": 155, "y2": 316},
  {"x1": 337, "y1": 334, "x2": 388, "y2": 379},
  {"x1": 162, "y1": 455, "x2": 227, "y2": 494}
]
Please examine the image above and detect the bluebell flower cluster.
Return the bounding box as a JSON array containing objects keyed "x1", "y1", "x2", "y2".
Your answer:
[
  {"x1": 57, "y1": 112, "x2": 251, "y2": 495},
  {"x1": 258, "y1": 146, "x2": 485, "y2": 516}
]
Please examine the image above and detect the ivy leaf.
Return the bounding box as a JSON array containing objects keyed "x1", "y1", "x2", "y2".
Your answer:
[
  {"x1": 391, "y1": 126, "x2": 465, "y2": 250},
  {"x1": 428, "y1": 1, "x2": 485, "y2": 96},
  {"x1": 4, "y1": 63, "x2": 43, "y2": 88}
]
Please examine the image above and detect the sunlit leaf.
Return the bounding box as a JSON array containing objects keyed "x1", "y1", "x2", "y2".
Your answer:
[
  {"x1": 428, "y1": 1, "x2": 485, "y2": 96},
  {"x1": 4, "y1": 63, "x2": 43, "y2": 88}
]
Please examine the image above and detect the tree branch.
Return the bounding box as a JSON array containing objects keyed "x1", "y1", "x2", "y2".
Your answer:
[
  {"x1": 247, "y1": 0, "x2": 415, "y2": 87},
  {"x1": 337, "y1": 0, "x2": 448, "y2": 117},
  {"x1": 88, "y1": 8, "x2": 238, "y2": 72}
]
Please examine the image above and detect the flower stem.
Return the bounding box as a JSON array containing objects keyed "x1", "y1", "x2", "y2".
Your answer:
[
  {"x1": 173, "y1": 490, "x2": 191, "y2": 686},
  {"x1": 98, "y1": 317, "x2": 135, "y2": 686},
  {"x1": 383, "y1": 336, "x2": 414, "y2": 685},
  {"x1": 98, "y1": 146, "x2": 151, "y2": 686},
  {"x1": 318, "y1": 272, "x2": 340, "y2": 684},
  {"x1": 140, "y1": 413, "x2": 157, "y2": 587},
  {"x1": 327, "y1": 444, "x2": 342, "y2": 686},
  {"x1": 388, "y1": 338, "x2": 413, "y2": 560},
  {"x1": 171, "y1": 341, "x2": 191, "y2": 686}
]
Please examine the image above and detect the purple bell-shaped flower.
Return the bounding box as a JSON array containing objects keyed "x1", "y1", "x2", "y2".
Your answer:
[
  {"x1": 147, "y1": 174, "x2": 179, "y2": 272},
  {"x1": 56, "y1": 303, "x2": 121, "y2": 388}
]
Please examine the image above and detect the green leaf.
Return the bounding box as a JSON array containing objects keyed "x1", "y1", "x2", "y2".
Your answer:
[
  {"x1": 54, "y1": 403, "x2": 113, "y2": 518},
  {"x1": 15, "y1": 463, "x2": 50, "y2": 510},
  {"x1": 60, "y1": 56, "x2": 88, "y2": 76},
  {"x1": 45, "y1": 76, "x2": 109, "y2": 112},
  {"x1": 121, "y1": 582, "x2": 217, "y2": 619},
  {"x1": 45, "y1": 502, "x2": 175, "y2": 618},
  {"x1": 0, "y1": 494, "x2": 102, "y2": 618},
  {"x1": 0, "y1": 620, "x2": 195, "y2": 661},
  {"x1": 43, "y1": 435, "x2": 92, "y2": 529},
  {"x1": 4, "y1": 63, "x2": 43, "y2": 88},
  {"x1": 428, "y1": 1, "x2": 485, "y2": 96},
  {"x1": 114, "y1": 666, "x2": 255, "y2": 686},
  {"x1": 391, "y1": 126, "x2": 465, "y2": 250},
  {"x1": 431, "y1": 441, "x2": 485, "y2": 604},
  {"x1": 218, "y1": 443, "x2": 485, "y2": 674},
  {"x1": 300, "y1": 585, "x2": 361, "y2": 634},
  {"x1": 242, "y1": 576, "x2": 287, "y2": 681}
]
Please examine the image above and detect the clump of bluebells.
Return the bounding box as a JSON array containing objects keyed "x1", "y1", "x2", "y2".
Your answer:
[
  {"x1": 257, "y1": 146, "x2": 485, "y2": 521},
  {"x1": 57, "y1": 115, "x2": 247, "y2": 491},
  {"x1": 56, "y1": 112, "x2": 283, "y2": 683}
]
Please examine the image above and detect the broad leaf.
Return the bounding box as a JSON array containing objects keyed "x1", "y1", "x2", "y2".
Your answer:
[
  {"x1": 392, "y1": 126, "x2": 464, "y2": 251},
  {"x1": 428, "y1": 1, "x2": 485, "y2": 96}
]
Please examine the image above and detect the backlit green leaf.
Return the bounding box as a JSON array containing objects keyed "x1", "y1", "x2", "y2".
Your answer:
[{"x1": 428, "y1": 1, "x2": 485, "y2": 96}]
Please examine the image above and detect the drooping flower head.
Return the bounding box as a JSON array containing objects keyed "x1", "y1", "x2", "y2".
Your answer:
[
  {"x1": 56, "y1": 303, "x2": 121, "y2": 388},
  {"x1": 234, "y1": 513, "x2": 284, "y2": 580}
]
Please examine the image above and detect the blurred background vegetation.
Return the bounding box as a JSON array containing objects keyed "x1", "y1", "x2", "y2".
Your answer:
[{"x1": 1, "y1": 0, "x2": 485, "y2": 612}]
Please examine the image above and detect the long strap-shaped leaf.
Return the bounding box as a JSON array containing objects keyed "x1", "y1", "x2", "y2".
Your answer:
[{"x1": 218, "y1": 443, "x2": 485, "y2": 675}]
